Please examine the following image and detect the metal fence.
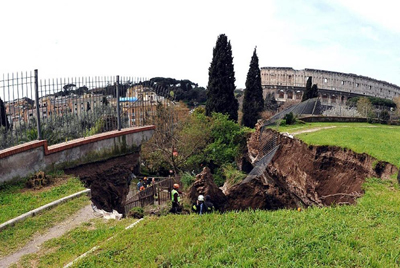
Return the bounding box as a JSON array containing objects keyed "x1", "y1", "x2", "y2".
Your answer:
[
  {"x1": 0, "y1": 70, "x2": 171, "y2": 150},
  {"x1": 124, "y1": 177, "x2": 175, "y2": 214}
]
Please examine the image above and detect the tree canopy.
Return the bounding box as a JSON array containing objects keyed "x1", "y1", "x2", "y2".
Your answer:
[
  {"x1": 206, "y1": 34, "x2": 238, "y2": 122},
  {"x1": 147, "y1": 77, "x2": 206, "y2": 106}
]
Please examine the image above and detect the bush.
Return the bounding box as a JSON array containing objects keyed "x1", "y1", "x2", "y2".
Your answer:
[
  {"x1": 284, "y1": 112, "x2": 295, "y2": 125},
  {"x1": 128, "y1": 207, "x2": 144, "y2": 219},
  {"x1": 222, "y1": 164, "x2": 246, "y2": 185},
  {"x1": 180, "y1": 172, "x2": 196, "y2": 189}
]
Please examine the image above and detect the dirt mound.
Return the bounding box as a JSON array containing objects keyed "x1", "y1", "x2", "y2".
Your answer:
[
  {"x1": 64, "y1": 153, "x2": 140, "y2": 214},
  {"x1": 225, "y1": 177, "x2": 296, "y2": 210},
  {"x1": 187, "y1": 167, "x2": 227, "y2": 211}
]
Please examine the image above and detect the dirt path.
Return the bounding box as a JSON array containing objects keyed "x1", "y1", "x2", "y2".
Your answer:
[
  {"x1": 0, "y1": 204, "x2": 96, "y2": 268},
  {"x1": 290, "y1": 126, "x2": 336, "y2": 136}
]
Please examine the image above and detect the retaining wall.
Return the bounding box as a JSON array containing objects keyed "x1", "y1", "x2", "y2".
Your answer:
[{"x1": 0, "y1": 126, "x2": 155, "y2": 183}]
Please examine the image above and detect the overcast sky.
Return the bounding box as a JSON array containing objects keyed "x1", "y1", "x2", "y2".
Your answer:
[{"x1": 1, "y1": 0, "x2": 399, "y2": 89}]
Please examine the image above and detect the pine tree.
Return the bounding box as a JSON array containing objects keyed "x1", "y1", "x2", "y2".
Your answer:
[
  {"x1": 206, "y1": 34, "x2": 238, "y2": 122},
  {"x1": 241, "y1": 47, "x2": 264, "y2": 128}
]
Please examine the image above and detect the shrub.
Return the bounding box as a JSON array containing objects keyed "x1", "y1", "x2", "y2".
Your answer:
[
  {"x1": 180, "y1": 172, "x2": 196, "y2": 189},
  {"x1": 128, "y1": 207, "x2": 144, "y2": 219},
  {"x1": 284, "y1": 112, "x2": 295, "y2": 125},
  {"x1": 222, "y1": 163, "x2": 246, "y2": 184}
]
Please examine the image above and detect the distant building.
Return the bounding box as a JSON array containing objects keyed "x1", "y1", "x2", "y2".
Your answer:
[
  {"x1": 261, "y1": 67, "x2": 400, "y2": 105},
  {"x1": 124, "y1": 85, "x2": 165, "y2": 127}
]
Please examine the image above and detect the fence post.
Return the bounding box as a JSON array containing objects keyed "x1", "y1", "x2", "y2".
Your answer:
[
  {"x1": 34, "y1": 69, "x2": 42, "y2": 140},
  {"x1": 116, "y1": 75, "x2": 121, "y2": 131}
]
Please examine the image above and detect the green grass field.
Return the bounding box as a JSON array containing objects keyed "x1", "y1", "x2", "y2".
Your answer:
[
  {"x1": 15, "y1": 178, "x2": 400, "y2": 267},
  {"x1": 6, "y1": 122, "x2": 400, "y2": 267},
  {"x1": 279, "y1": 122, "x2": 400, "y2": 166},
  {"x1": 0, "y1": 177, "x2": 86, "y2": 224}
]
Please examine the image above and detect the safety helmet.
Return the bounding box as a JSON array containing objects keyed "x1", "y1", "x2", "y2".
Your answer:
[
  {"x1": 173, "y1": 183, "x2": 180, "y2": 189},
  {"x1": 198, "y1": 195, "x2": 204, "y2": 202}
]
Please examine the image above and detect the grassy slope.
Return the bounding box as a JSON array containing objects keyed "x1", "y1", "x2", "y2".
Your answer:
[
  {"x1": 0, "y1": 177, "x2": 86, "y2": 224},
  {"x1": 13, "y1": 122, "x2": 400, "y2": 267},
  {"x1": 0, "y1": 177, "x2": 88, "y2": 258},
  {"x1": 0, "y1": 195, "x2": 90, "y2": 258}
]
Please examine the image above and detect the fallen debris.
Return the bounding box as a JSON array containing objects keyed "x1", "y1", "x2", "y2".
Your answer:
[{"x1": 91, "y1": 204, "x2": 122, "y2": 220}]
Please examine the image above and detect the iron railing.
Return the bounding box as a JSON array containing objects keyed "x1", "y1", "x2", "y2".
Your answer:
[
  {"x1": 0, "y1": 70, "x2": 171, "y2": 150},
  {"x1": 124, "y1": 177, "x2": 176, "y2": 214}
]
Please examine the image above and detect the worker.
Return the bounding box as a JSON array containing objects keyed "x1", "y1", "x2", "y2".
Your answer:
[
  {"x1": 204, "y1": 195, "x2": 215, "y2": 213},
  {"x1": 170, "y1": 183, "x2": 182, "y2": 214},
  {"x1": 127, "y1": 166, "x2": 136, "y2": 186},
  {"x1": 137, "y1": 179, "x2": 143, "y2": 191},
  {"x1": 192, "y1": 194, "x2": 206, "y2": 215}
]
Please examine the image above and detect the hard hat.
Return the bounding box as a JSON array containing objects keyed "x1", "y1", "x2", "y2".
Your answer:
[
  {"x1": 173, "y1": 183, "x2": 179, "y2": 189},
  {"x1": 198, "y1": 195, "x2": 204, "y2": 202}
]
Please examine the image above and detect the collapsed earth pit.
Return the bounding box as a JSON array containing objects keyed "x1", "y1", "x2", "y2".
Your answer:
[
  {"x1": 64, "y1": 153, "x2": 140, "y2": 214},
  {"x1": 64, "y1": 127, "x2": 398, "y2": 214},
  {"x1": 222, "y1": 128, "x2": 398, "y2": 211}
]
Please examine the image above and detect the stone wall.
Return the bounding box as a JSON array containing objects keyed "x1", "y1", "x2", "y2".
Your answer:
[
  {"x1": 261, "y1": 67, "x2": 400, "y2": 103},
  {"x1": 0, "y1": 126, "x2": 155, "y2": 183}
]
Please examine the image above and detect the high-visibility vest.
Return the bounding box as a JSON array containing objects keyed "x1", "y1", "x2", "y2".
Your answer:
[{"x1": 171, "y1": 189, "x2": 180, "y2": 202}]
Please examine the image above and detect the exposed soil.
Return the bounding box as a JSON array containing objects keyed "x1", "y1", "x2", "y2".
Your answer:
[
  {"x1": 64, "y1": 153, "x2": 140, "y2": 214},
  {"x1": 226, "y1": 126, "x2": 398, "y2": 210},
  {"x1": 188, "y1": 125, "x2": 397, "y2": 211}
]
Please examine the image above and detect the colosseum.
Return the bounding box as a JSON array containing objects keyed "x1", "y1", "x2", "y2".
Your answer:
[{"x1": 261, "y1": 67, "x2": 400, "y2": 105}]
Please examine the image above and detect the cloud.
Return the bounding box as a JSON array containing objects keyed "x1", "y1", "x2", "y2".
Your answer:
[
  {"x1": 334, "y1": 0, "x2": 400, "y2": 33},
  {"x1": 360, "y1": 26, "x2": 380, "y2": 41}
]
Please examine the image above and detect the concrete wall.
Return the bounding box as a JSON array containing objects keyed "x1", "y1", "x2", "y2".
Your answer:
[
  {"x1": 0, "y1": 126, "x2": 155, "y2": 183},
  {"x1": 261, "y1": 67, "x2": 400, "y2": 102}
]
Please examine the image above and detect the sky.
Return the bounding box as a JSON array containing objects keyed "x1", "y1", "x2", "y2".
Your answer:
[{"x1": 0, "y1": 0, "x2": 399, "y2": 89}]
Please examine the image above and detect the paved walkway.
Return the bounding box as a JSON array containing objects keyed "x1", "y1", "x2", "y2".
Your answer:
[{"x1": 0, "y1": 204, "x2": 96, "y2": 268}]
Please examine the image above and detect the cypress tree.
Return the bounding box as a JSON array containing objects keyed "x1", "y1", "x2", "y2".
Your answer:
[
  {"x1": 0, "y1": 97, "x2": 9, "y2": 129},
  {"x1": 242, "y1": 47, "x2": 264, "y2": 128},
  {"x1": 302, "y1": 77, "x2": 319, "y2": 101},
  {"x1": 311, "y1": 84, "x2": 319, "y2": 98},
  {"x1": 302, "y1": 76, "x2": 312, "y2": 101},
  {"x1": 206, "y1": 34, "x2": 238, "y2": 122},
  {"x1": 264, "y1": 92, "x2": 278, "y2": 112}
]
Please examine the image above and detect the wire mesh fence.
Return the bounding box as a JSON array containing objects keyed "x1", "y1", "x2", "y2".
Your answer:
[{"x1": 0, "y1": 70, "x2": 171, "y2": 150}]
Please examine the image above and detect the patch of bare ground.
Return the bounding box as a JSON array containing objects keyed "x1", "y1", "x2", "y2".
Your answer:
[{"x1": 64, "y1": 153, "x2": 140, "y2": 214}]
